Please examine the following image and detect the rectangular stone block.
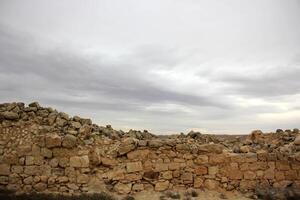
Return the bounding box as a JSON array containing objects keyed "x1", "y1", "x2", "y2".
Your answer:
[{"x1": 126, "y1": 161, "x2": 143, "y2": 173}]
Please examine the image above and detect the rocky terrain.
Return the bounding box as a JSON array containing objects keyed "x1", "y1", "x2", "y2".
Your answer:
[{"x1": 0, "y1": 102, "x2": 300, "y2": 199}]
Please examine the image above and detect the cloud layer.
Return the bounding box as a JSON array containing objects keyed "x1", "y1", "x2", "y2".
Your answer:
[{"x1": 0, "y1": 0, "x2": 300, "y2": 134}]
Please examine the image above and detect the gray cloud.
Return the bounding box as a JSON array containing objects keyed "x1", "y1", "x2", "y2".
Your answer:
[{"x1": 0, "y1": 0, "x2": 300, "y2": 134}]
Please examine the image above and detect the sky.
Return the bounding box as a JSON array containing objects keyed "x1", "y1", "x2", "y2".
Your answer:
[{"x1": 0, "y1": 0, "x2": 300, "y2": 134}]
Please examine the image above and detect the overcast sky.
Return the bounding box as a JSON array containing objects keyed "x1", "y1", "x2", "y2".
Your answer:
[{"x1": 0, "y1": 0, "x2": 300, "y2": 134}]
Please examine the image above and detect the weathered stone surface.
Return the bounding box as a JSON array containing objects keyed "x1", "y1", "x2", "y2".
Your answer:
[
  {"x1": 0, "y1": 164, "x2": 10, "y2": 175},
  {"x1": 33, "y1": 182, "x2": 47, "y2": 191},
  {"x1": 62, "y1": 134, "x2": 77, "y2": 148},
  {"x1": 204, "y1": 179, "x2": 219, "y2": 190},
  {"x1": 70, "y1": 156, "x2": 89, "y2": 168},
  {"x1": 194, "y1": 177, "x2": 204, "y2": 188},
  {"x1": 1, "y1": 111, "x2": 19, "y2": 120},
  {"x1": 101, "y1": 157, "x2": 117, "y2": 168},
  {"x1": 155, "y1": 181, "x2": 169, "y2": 191},
  {"x1": 114, "y1": 183, "x2": 132, "y2": 194},
  {"x1": 294, "y1": 135, "x2": 300, "y2": 145},
  {"x1": 126, "y1": 161, "x2": 143, "y2": 173},
  {"x1": 118, "y1": 138, "x2": 137, "y2": 155},
  {"x1": 1, "y1": 102, "x2": 300, "y2": 196},
  {"x1": 77, "y1": 174, "x2": 89, "y2": 184},
  {"x1": 45, "y1": 134, "x2": 62, "y2": 148},
  {"x1": 194, "y1": 166, "x2": 208, "y2": 175},
  {"x1": 198, "y1": 144, "x2": 224, "y2": 154}
]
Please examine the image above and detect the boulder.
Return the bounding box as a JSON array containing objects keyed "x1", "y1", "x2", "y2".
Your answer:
[
  {"x1": 45, "y1": 134, "x2": 62, "y2": 148},
  {"x1": 294, "y1": 135, "x2": 300, "y2": 145},
  {"x1": 114, "y1": 183, "x2": 132, "y2": 194},
  {"x1": 1, "y1": 111, "x2": 19, "y2": 120},
  {"x1": 70, "y1": 156, "x2": 89, "y2": 168},
  {"x1": 198, "y1": 144, "x2": 224, "y2": 154},
  {"x1": 0, "y1": 164, "x2": 10, "y2": 175},
  {"x1": 118, "y1": 138, "x2": 137, "y2": 155},
  {"x1": 62, "y1": 134, "x2": 77, "y2": 148},
  {"x1": 126, "y1": 161, "x2": 143, "y2": 173},
  {"x1": 155, "y1": 181, "x2": 169, "y2": 191}
]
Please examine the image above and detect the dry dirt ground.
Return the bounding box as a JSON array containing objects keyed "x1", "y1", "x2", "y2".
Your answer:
[{"x1": 120, "y1": 189, "x2": 252, "y2": 200}]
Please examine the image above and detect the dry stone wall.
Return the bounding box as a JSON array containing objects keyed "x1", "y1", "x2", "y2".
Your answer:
[{"x1": 0, "y1": 102, "x2": 300, "y2": 195}]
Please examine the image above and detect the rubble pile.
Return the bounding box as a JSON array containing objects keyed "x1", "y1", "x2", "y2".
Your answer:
[{"x1": 0, "y1": 102, "x2": 299, "y2": 196}]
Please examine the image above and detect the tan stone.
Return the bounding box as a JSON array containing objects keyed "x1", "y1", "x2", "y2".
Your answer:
[
  {"x1": 195, "y1": 155, "x2": 209, "y2": 164},
  {"x1": 70, "y1": 156, "x2": 89, "y2": 168},
  {"x1": 198, "y1": 144, "x2": 224, "y2": 154},
  {"x1": 239, "y1": 180, "x2": 256, "y2": 190},
  {"x1": 67, "y1": 183, "x2": 79, "y2": 190},
  {"x1": 45, "y1": 134, "x2": 62, "y2": 148},
  {"x1": 155, "y1": 181, "x2": 169, "y2": 191},
  {"x1": 0, "y1": 164, "x2": 10, "y2": 175},
  {"x1": 228, "y1": 168, "x2": 243, "y2": 180},
  {"x1": 244, "y1": 171, "x2": 256, "y2": 180},
  {"x1": 11, "y1": 166, "x2": 23, "y2": 174},
  {"x1": 181, "y1": 172, "x2": 193, "y2": 183},
  {"x1": 194, "y1": 177, "x2": 204, "y2": 188},
  {"x1": 162, "y1": 171, "x2": 173, "y2": 180},
  {"x1": 132, "y1": 183, "x2": 144, "y2": 191},
  {"x1": 77, "y1": 174, "x2": 89, "y2": 184},
  {"x1": 125, "y1": 173, "x2": 142, "y2": 181},
  {"x1": 154, "y1": 163, "x2": 168, "y2": 172},
  {"x1": 33, "y1": 182, "x2": 47, "y2": 191},
  {"x1": 168, "y1": 162, "x2": 181, "y2": 170},
  {"x1": 62, "y1": 134, "x2": 77, "y2": 148},
  {"x1": 209, "y1": 154, "x2": 226, "y2": 164},
  {"x1": 195, "y1": 166, "x2": 208, "y2": 175},
  {"x1": 25, "y1": 156, "x2": 35, "y2": 166},
  {"x1": 126, "y1": 161, "x2": 143, "y2": 173},
  {"x1": 41, "y1": 148, "x2": 52, "y2": 158},
  {"x1": 114, "y1": 183, "x2": 132, "y2": 194},
  {"x1": 294, "y1": 135, "x2": 300, "y2": 145},
  {"x1": 204, "y1": 179, "x2": 219, "y2": 190},
  {"x1": 101, "y1": 157, "x2": 117, "y2": 168},
  {"x1": 118, "y1": 138, "x2": 137, "y2": 155},
  {"x1": 276, "y1": 161, "x2": 290, "y2": 171},
  {"x1": 208, "y1": 166, "x2": 218, "y2": 175},
  {"x1": 127, "y1": 149, "x2": 150, "y2": 160},
  {"x1": 264, "y1": 168, "x2": 275, "y2": 179}
]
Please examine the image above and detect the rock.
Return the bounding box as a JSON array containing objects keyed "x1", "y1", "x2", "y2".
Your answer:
[
  {"x1": 1, "y1": 111, "x2": 19, "y2": 120},
  {"x1": 70, "y1": 156, "x2": 89, "y2": 168},
  {"x1": 240, "y1": 146, "x2": 250, "y2": 153},
  {"x1": 0, "y1": 164, "x2": 10, "y2": 175},
  {"x1": 33, "y1": 182, "x2": 47, "y2": 191},
  {"x1": 29, "y1": 102, "x2": 40, "y2": 108},
  {"x1": 114, "y1": 183, "x2": 132, "y2": 194},
  {"x1": 198, "y1": 144, "x2": 224, "y2": 154},
  {"x1": 204, "y1": 179, "x2": 219, "y2": 190},
  {"x1": 45, "y1": 134, "x2": 62, "y2": 148},
  {"x1": 70, "y1": 121, "x2": 81, "y2": 129},
  {"x1": 118, "y1": 138, "x2": 137, "y2": 155},
  {"x1": 101, "y1": 157, "x2": 117, "y2": 168},
  {"x1": 294, "y1": 135, "x2": 300, "y2": 145},
  {"x1": 194, "y1": 177, "x2": 204, "y2": 188},
  {"x1": 62, "y1": 134, "x2": 77, "y2": 148},
  {"x1": 77, "y1": 174, "x2": 89, "y2": 184},
  {"x1": 126, "y1": 161, "x2": 143, "y2": 173},
  {"x1": 155, "y1": 181, "x2": 169, "y2": 191}
]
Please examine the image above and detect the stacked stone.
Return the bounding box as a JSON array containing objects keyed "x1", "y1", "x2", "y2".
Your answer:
[{"x1": 0, "y1": 102, "x2": 299, "y2": 195}]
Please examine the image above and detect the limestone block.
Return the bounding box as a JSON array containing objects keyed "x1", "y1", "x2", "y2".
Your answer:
[
  {"x1": 126, "y1": 161, "x2": 143, "y2": 173},
  {"x1": 114, "y1": 183, "x2": 132, "y2": 194},
  {"x1": 155, "y1": 181, "x2": 169, "y2": 191},
  {"x1": 45, "y1": 134, "x2": 62, "y2": 148},
  {"x1": 0, "y1": 164, "x2": 10, "y2": 175},
  {"x1": 70, "y1": 156, "x2": 89, "y2": 168}
]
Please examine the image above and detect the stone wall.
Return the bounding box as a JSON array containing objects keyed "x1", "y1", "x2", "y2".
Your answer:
[{"x1": 0, "y1": 102, "x2": 300, "y2": 195}]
